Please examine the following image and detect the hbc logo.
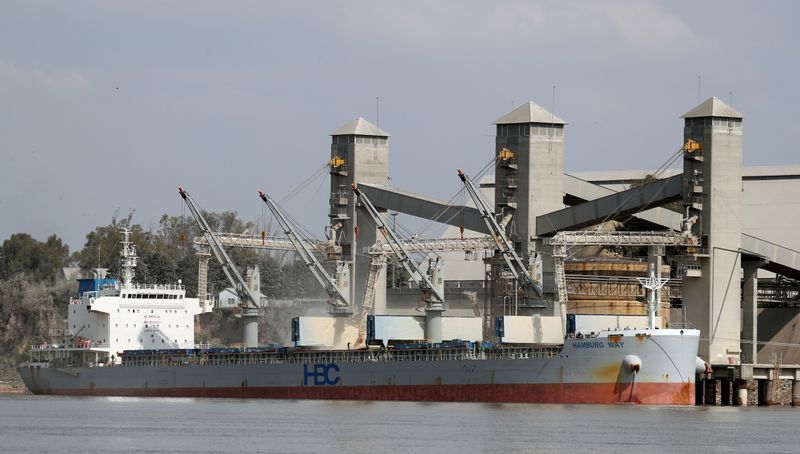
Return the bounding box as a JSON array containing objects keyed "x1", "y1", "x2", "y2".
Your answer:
[{"x1": 303, "y1": 363, "x2": 340, "y2": 386}]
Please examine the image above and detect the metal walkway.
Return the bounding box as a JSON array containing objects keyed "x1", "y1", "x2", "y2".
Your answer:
[
  {"x1": 538, "y1": 174, "x2": 683, "y2": 236},
  {"x1": 741, "y1": 233, "x2": 800, "y2": 280},
  {"x1": 359, "y1": 184, "x2": 487, "y2": 234},
  {"x1": 196, "y1": 233, "x2": 496, "y2": 255},
  {"x1": 562, "y1": 174, "x2": 683, "y2": 231}
]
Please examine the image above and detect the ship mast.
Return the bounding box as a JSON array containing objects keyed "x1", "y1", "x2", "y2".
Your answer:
[
  {"x1": 637, "y1": 270, "x2": 669, "y2": 330},
  {"x1": 120, "y1": 228, "x2": 138, "y2": 287}
]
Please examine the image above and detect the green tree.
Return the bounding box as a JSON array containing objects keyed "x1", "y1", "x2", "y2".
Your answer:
[
  {"x1": 74, "y1": 212, "x2": 153, "y2": 277},
  {"x1": 0, "y1": 233, "x2": 70, "y2": 281},
  {"x1": 176, "y1": 253, "x2": 199, "y2": 297},
  {"x1": 281, "y1": 258, "x2": 325, "y2": 299},
  {"x1": 139, "y1": 251, "x2": 178, "y2": 284},
  {"x1": 155, "y1": 213, "x2": 201, "y2": 263}
]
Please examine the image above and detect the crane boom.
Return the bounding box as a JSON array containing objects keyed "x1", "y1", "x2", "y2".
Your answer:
[
  {"x1": 258, "y1": 190, "x2": 350, "y2": 308},
  {"x1": 457, "y1": 169, "x2": 542, "y2": 297},
  {"x1": 351, "y1": 184, "x2": 444, "y2": 304},
  {"x1": 178, "y1": 187, "x2": 262, "y2": 311}
]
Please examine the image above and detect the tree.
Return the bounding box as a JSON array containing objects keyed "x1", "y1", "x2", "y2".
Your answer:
[
  {"x1": 176, "y1": 253, "x2": 199, "y2": 297},
  {"x1": 155, "y1": 213, "x2": 201, "y2": 264},
  {"x1": 281, "y1": 258, "x2": 325, "y2": 299},
  {"x1": 0, "y1": 233, "x2": 70, "y2": 281},
  {"x1": 139, "y1": 251, "x2": 178, "y2": 284},
  {"x1": 74, "y1": 212, "x2": 153, "y2": 277}
]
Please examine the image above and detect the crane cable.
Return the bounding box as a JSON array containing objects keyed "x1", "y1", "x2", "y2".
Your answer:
[
  {"x1": 415, "y1": 156, "x2": 496, "y2": 237},
  {"x1": 251, "y1": 161, "x2": 330, "y2": 243}
]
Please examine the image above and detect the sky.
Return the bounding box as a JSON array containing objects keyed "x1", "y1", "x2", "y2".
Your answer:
[{"x1": 1, "y1": 0, "x2": 798, "y2": 252}]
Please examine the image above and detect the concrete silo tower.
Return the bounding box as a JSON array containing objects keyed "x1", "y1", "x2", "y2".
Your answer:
[
  {"x1": 328, "y1": 118, "x2": 390, "y2": 314},
  {"x1": 680, "y1": 97, "x2": 744, "y2": 365},
  {"x1": 492, "y1": 101, "x2": 566, "y2": 313}
]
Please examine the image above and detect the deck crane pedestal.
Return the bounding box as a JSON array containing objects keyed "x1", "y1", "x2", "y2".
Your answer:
[
  {"x1": 258, "y1": 190, "x2": 352, "y2": 315},
  {"x1": 179, "y1": 187, "x2": 263, "y2": 348},
  {"x1": 351, "y1": 184, "x2": 447, "y2": 343},
  {"x1": 457, "y1": 169, "x2": 544, "y2": 305}
]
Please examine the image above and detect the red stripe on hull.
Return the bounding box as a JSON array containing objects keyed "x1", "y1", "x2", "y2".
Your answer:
[{"x1": 42, "y1": 382, "x2": 694, "y2": 405}]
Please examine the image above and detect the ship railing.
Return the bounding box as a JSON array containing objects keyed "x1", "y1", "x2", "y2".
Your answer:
[
  {"x1": 118, "y1": 345, "x2": 563, "y2": 367},
  {"x1": 32, "y1": 342, "x2": 109, "y2": 350},
  {"x1": 122, "y1": 283, "x2": 185, "y2": 291},
  {"x1": 665, "y1": 320, "x2": 695, "y2": 330}
]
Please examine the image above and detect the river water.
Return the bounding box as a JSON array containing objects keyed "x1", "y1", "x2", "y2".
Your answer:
[{"x1": 0, "y1": 395, "x2": 797, "y2": 453}]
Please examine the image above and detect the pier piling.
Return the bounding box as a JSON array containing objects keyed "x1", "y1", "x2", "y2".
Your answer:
[
  {"x1": 704, "y1": 378, "x2": 717, "y2": 405},
  {"x1": 695, "y1": 376, "x2": 705, "y2": 405},
  {"x1": 735, "y1": 380, "x2": 748, "y2": 406},
  {"x1": 720, "y1": 378, "x2": 731, "y2": 406}
]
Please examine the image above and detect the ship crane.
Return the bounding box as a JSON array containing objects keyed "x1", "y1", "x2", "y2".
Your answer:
[
  {"x1": 351, "y1": 183, "x2": 447, "y2": 343},
  {"x1": 258, "y1": 190, "x2": 351, "y2": 313},
  {"x1": 178, "y1": 187, "x2": 262, "y2": 348},
  {"x1": 457, "y1": 169, "x2": 543, "y2": 297}
]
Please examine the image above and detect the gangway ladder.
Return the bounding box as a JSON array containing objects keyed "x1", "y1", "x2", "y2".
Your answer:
[
  {"x1": 552, "y1": 244, "x2": 568, "y2": 335},
  {"x1": 356, "y1": 253, "x2": 385, "y2": 347}
]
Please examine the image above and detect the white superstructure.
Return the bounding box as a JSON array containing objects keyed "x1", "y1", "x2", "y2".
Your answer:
[{"x1": 67, "y1": 229, "x2": 208, "y2": 361}]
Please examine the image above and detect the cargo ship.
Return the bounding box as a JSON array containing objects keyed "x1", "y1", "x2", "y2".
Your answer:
[
  {"x1": 21, "y1": 331, "x2": 699, "y2": 404},
  {"x1": 18, "y1": 230, "x2": 701, "y2": 405}
]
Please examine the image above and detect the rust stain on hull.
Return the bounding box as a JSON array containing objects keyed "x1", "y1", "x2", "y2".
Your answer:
[
  {"x1": 671, "y1": 382, "x2": 694, "y2": 405},
  {"x1": 593, "y1": 363, "x2": 621, "y2": 381}
]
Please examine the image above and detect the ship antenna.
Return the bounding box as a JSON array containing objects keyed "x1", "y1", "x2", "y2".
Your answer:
[
  {"x1": 636, "y1": 269, "x2": 669, "y2": 330},
  {"x1": 120, "y1": 228, "x2": 138, "y2": 287}
]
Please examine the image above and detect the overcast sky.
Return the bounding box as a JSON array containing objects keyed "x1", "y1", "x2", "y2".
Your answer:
[{"x1": 1, "y1": 1, "x2": 798, "y2": 252}]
